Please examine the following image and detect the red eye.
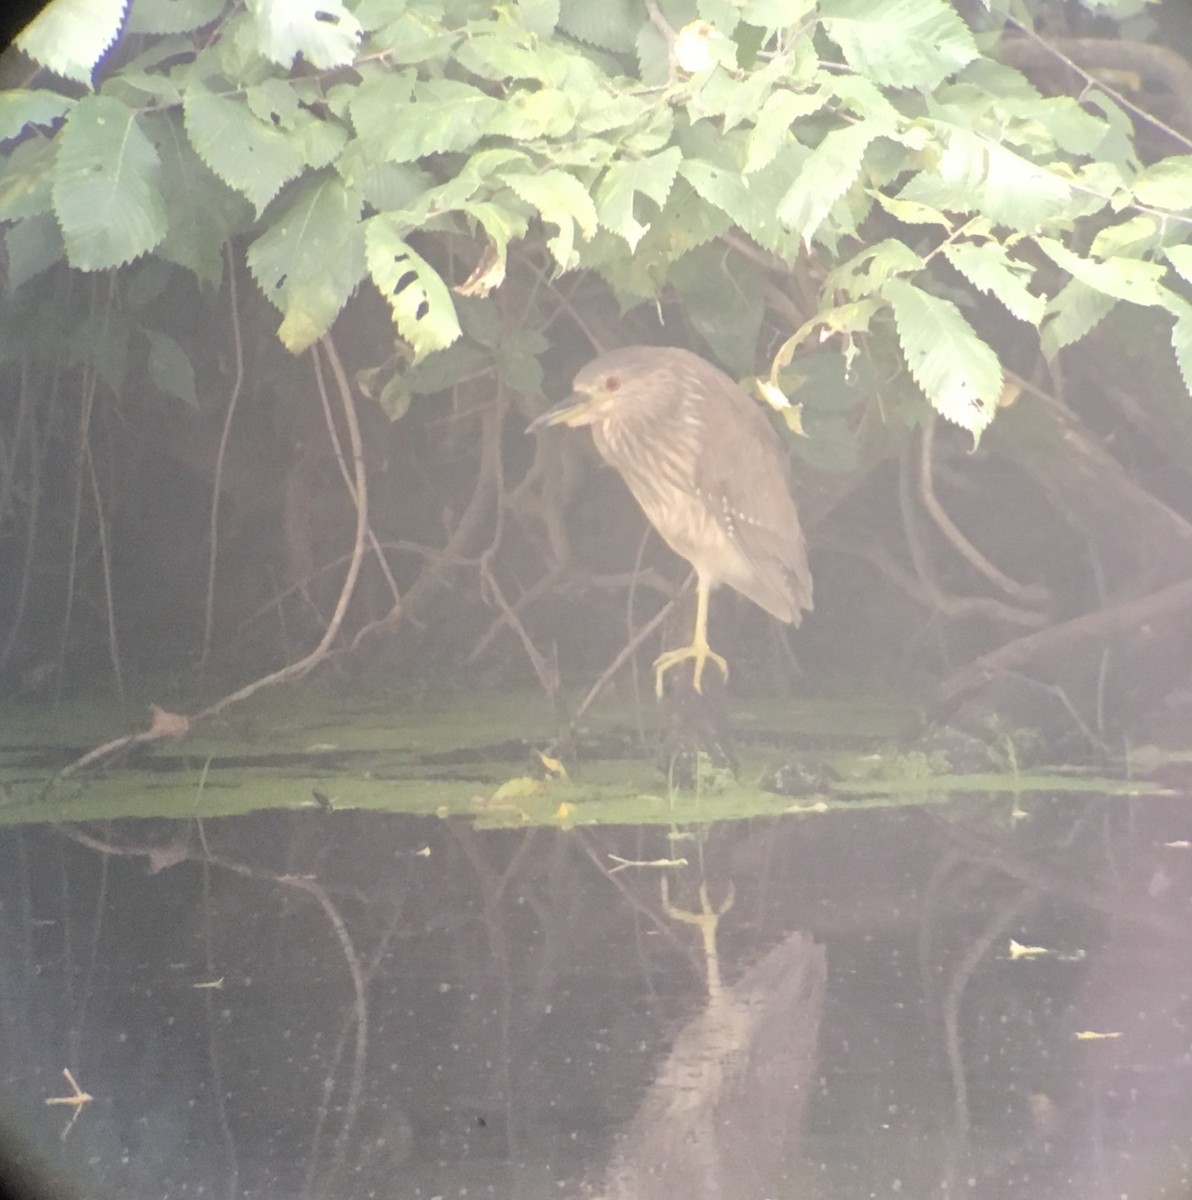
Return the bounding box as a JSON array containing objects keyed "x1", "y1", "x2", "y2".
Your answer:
[{"x1": 605, "y1": 374, "x2": 621, "y2": 392}]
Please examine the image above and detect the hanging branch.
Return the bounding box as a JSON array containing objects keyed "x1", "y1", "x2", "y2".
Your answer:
[
  {"x1": 200, "y1": 246, "x2": 245, "y2": 670},
  {"x1": 59, "y1": 331, "x2": 371, "y2": 775}
]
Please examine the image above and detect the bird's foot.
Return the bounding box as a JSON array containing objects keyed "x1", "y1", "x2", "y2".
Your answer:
[{"x1": 653, "y1": 642, "x2": 728, "y2": 697}]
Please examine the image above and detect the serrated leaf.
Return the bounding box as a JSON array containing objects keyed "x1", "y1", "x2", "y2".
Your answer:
[
  {"x1": 677, "y1": 144, "x2": 803, "y2": 257},
  {"x1": 670, "y1": 243, "x2": 765, "y2": 375},
  {"x1": 744, "y1": 88, "x2": 826, "y2": 175},
  {"x1": 368, "y1": 78, "x2": 499, "y2": 163},
  {"x1": 1039, "y1": 280, "x2": 1116, "y2": 357},
  {"x1": 825, "y1": 238, "x2": 924, "y2": 299},
  {"x1": 488, "y1": 88, "x2": 577, "y2": 140},
  {"x1": 184, "y1": 88, "x2": 306, "y2": 214},
  {"x1": 905, "y1": 123, "x2": 1075, "y2": 232},
  {"x1": 5, "y1": 212, "x2": 65, "y2": 291},
  {"x1": 1165, "y1": 244, "x2": 1192, "y2": 288},
  {"x1": 16, "y1": 0, "x2": 127, "y2": 86},
  {"x1": 1089, "y1": 214, "x2": 1157, "y2": 260},
  {"x1": 942, "y1": 240, "x2": 1045, "y2": 326},
  {"x1": 52, "y1": 95, "x2": 166, "y2": 270},
  {"x1": 247, "y1": 176, "x2": 366, "y2": 353},
  {"x1": 742, "y1": 0, "x2": 815, "y2": 29},
  {"x1": 125, "y1": 0, "x2": 225, "y2": 34},
  {"x1": 1131, "y1": 156, "x2": 1192, "y2": 212},
  {"x1": 594, "y1": 148, "x2": 681, "y2": 250},
  {"x1": 247, "y1": 0, "x2": 362, "y2": 69},
  {"x1": 559, "y1": 0, "x2": 639, "y2": 51},
  {"x1": 519, "y1": 0, "x2": 560, "y2": 36},
  {"x1": 818, "y1": 0, "x2": 976, "y2": 91},
  {"x1": 146, "y1": 112, "x2": 250, "y2": 284},
  {"x1": 145, "y1": 328, "x2": 197, "y2": 407},
  {"x1": 504, "y1": 170, "x2": 598, "y2": 272},
  {"x1": 0, "y1": 90, "x2": 74, "y2": 141},
  {"x1": 883, "y1": 277, "x2": 1001, "y2": 441},
  {"x1": 1173, "y1": 312, "x2": 1192, "y2": 398},
  {"x1": 869, "y1": 192, "x2": 952, "y2": 229},
  {"x1": 1036, "y1": 237, "x2": 1169, "y2": 307},
  {"x1": 365, "y1": 215, "x2": 461, "y2": 361},
  {"x1": 0, "y1": 137, "x2": 58, "y2": 222},
  {"x1": 778, "y1": 120, "x2": 885, "y2": 246}
]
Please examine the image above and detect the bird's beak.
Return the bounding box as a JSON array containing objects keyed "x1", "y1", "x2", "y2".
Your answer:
[{"x1": 526, "y1": 391, "x2": 596, "y2": 433}]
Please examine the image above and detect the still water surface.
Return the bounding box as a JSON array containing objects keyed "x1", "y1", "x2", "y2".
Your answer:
[{"x1": 1, "y1": 796, "x2": 1189, "y2": 1200}]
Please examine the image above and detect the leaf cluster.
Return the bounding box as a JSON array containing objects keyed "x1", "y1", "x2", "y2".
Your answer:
[{"x1": 3, "y1": 0, "x2": 1192, "y2": 437}]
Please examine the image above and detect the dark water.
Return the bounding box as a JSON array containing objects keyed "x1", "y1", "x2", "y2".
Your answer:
[{"x1": 1, "y1": 794, "x2": 1189, "y2": 1199}]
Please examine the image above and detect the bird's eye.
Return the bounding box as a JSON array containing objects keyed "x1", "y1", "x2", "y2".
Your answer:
[{"x1": 604, "y1": 374, "x2": 621, "y2": 392}]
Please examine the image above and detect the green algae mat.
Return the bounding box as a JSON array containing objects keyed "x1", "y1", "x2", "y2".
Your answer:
[{"x1": 0, "y1": 687, "x2": 1174, "y2": 828}]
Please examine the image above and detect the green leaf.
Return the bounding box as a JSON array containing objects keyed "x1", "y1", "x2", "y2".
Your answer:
[
  {"x1": 742, "y1": 0, "x2": 815, "y2": 29},
  {"x1": 941, "y1": 240, "x2": 1045, "y2": 326},
  {"x1": 900, "y1": 124, "x2": 1075, "y2": 232},
  {"x1": 1173, "y1": 312, "x2": 1192, "y2": 399},
  {"x1": 4, "y1": 212, "x2": 65, "y2": 291},
  {"x1": 744, "y1": 88, "x2": 826, "y2": 175},
  {"x1": 1036, "y1": 237, "x2": 1169, "y2": 307},
  {"x1": 558, "y1": 0, "x2": 639, "y2": 51},
  {"x1": 503, "y1": 170, "x2": 599, "y2": 271},
  {"x1": 496, "y1": 329, "x2": 547, "y2": 396},
  {"x1": 1165, "y1": 243, "x2": 1192, "y2": 289},
  {"x1": 125, "y1": 0, "x2": 226, "y2": 34},
  {"x1": 595, "y1": 148, "x2": 681, "y2": 250},
  {"x1": 247, "y1": 0, "x2": 363, "y2": 69},
  {"x1": 247, "y1": 176, "x2": 367, "y2": 353},
  {"x1": 147, "y1": 112, "x2": 250, "y2": 285},
  {"x1": 184, "y1": 88, "x2": 306, "y2": 214},
  {"x1": 1131, "y1": 156, "x2": 1192, "y2": 212},
  {"x1": 365, "y1": 215, "x2": 461, "y2": 361},
  {"x1": 869, "y1": 191, "x2": 952, "y2": 229},
  {"x1": 16, "y1": 0, "x2": 126, "y2": 86},
  {"x1": 1089, "y1": 214, "x2": 1158, "y2": 260},
  {"x1": 145, "y1": 328, "x2": 198, "y2": 407},
  {"x1": 883, "y1": 277, "x2": 1002, "y2": 441},
  {"x1": 0, "y1": 136, "x2": 58, "y2": 222},
  {"x1": 0, "y1": 90, "x2": 74, "y2": 142},
  {"x1": 677, "y1": 130, "x2": 803, "y2": 257},
  {"x1": 796, "y1": 412, "x2": 858, "y2": 473},
  {"x1": 52, "y1": 95, "x2": 167, "y2": 271},
  {"x1": 488, "y1": 88, "x2": 577, "y2": 140},
  {"x1": 519, "y1": 0, "x2": 561, "y2": 36},
  {"x1": 1039, "y1": 280, "x2": 1116, "y2": 357},
  {"x1": 403, "y1": 340, "x2": 491, "y2": 395},
  {"x1": 778, "y1": 120, "x2": 887, "y2": 246},
  {"x1": 359, "y1": 77, "x2": 499, "y2": 163},
  {"x1": 818, "y1": 0, "x2": 976, "y2": 92},
  {"x1": 670, "y1": 246, "x2": 765, "y2": 376},
  {"x1": 825, "y1": 238, "x2": 924, "y2": 299}
]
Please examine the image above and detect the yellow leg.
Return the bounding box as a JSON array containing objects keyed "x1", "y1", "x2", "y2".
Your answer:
[{"x1": 653, "y1": 575, "x2": 728, "y2": 697}]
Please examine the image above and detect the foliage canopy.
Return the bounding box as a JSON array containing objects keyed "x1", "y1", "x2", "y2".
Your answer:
[{"x1": 3, "y1": 0, "x2": 1192, "y2": 442}]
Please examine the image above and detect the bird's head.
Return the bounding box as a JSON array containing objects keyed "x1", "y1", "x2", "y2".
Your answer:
[{"x1": 527, "y1": 347, "x2": 667, "y2": 431}]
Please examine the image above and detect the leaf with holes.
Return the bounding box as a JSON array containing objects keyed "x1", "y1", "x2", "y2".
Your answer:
[
  {"x1": 883, "y1": 277, "x2": 1002, "y2": 443},
  {"x1": 366, "y1": 215, "x2": 461, "y2": 361},
  {"x1": 246, "y1": 175, "x2": 366, "y2": 353},
  {"x1": 247, "y1": 0, "x2": 362, "y2": 69},
  {"x1": 184, "y1": 87, "x2": 306, "y2": 214}
]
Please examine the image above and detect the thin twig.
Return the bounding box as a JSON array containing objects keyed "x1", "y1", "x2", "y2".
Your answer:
[
  {"x1": 920, "y1": 419, "x2": 1048, "y2": 605},
  {"x1": 200, "y1": 247, "x2": 244, "y2": 669}
]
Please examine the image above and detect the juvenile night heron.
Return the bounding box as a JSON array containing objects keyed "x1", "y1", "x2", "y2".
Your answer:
[{"x1": 530, "y1": 345, "x2": 813, "y2": 695}]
